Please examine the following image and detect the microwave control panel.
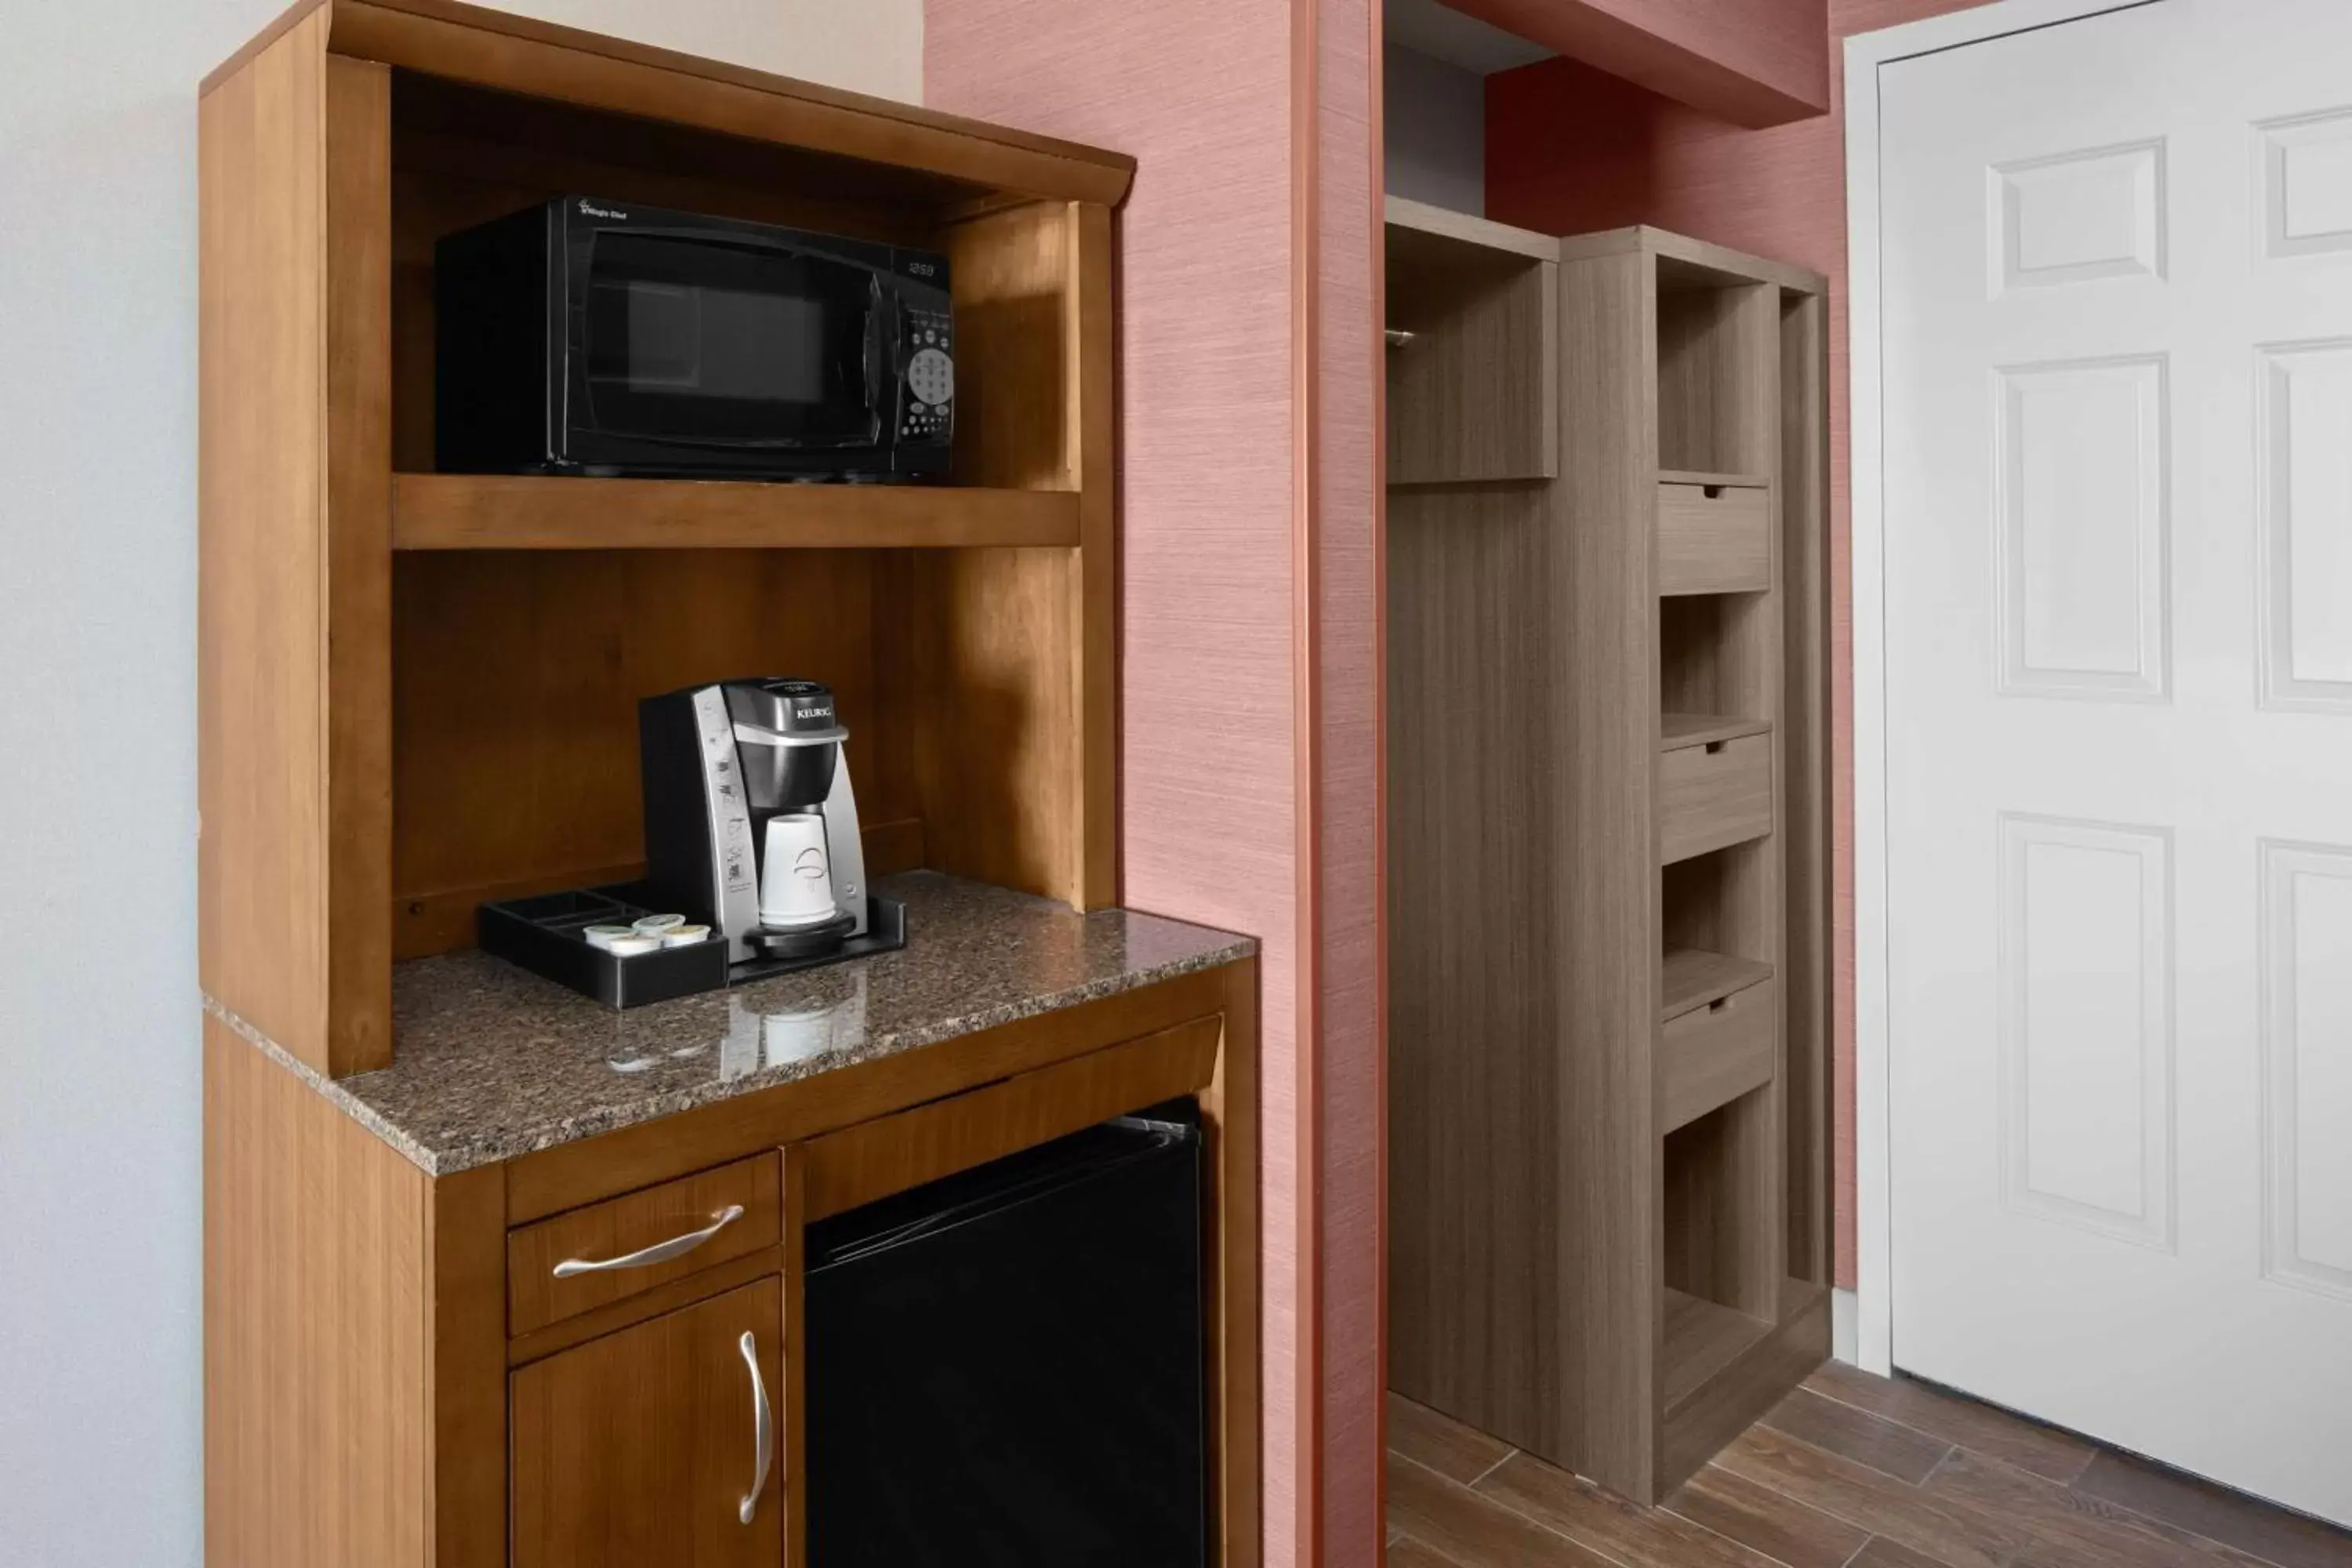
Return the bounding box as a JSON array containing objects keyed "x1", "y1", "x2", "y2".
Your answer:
[{"x1": 900, "y1": 306, "x2": 955, "y2": 445}]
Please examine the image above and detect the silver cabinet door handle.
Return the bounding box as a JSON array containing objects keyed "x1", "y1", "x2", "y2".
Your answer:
[
  {"x1": 739, "y1": 1330, "x2": 774, "y2": 1526},
  {"x1": 550, "y1": 1204, "x2": 745, "y2": 1279}
]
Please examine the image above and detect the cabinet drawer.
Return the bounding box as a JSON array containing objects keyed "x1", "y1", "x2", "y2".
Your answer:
[
  {"x1": 1657, "y1": 482, "x2": 1770, "y2": 596},
  {"x1": 1658, "y1": 732, "x2": 1772, "y2": 864},
  {"x1": 1660, "y1": 978, "x2": 1777, "y2": 1134},
  {"x1": 509, "y1": 1154, "x2": 782, "y2": 1336}
]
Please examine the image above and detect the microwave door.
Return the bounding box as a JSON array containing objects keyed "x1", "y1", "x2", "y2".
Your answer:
[{"x1": 577, "y1": 230, "x2": 884, "y2": 453}]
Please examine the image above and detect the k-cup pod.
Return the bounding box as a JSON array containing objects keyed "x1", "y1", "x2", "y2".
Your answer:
[
  {"x1": 582, "y1": 925, "x2": 637, "y2": 951},
  {"x1": 632, "y1": 913, "x2": 687, "y2": 934},
  {"x1": 662, "y1": 924, "x2": 712, "y2": 947},
  {"x1": 604, "y1": 935, "x2": 662, "y2": 956}
]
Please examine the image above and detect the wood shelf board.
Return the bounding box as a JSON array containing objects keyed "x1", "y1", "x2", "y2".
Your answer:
[
  {"x1": 390, "y1": 473, "x2": 1080, "y2": 550},
  {"x1": 1385, "y1": 194, "x2": 1559, "y2": 263},
  {"x1": 1659, "y1": 713, "x2": 1772, "y2": 753},
  {"x1": 1657, "y1": 470, "x2": 1769, "y2": 491},
  {"x1": 210, "y1": 0, "x2": 1135, "y2": 207},
  {"x1": 1661, "y1": 1287, "x2": 1772, "y2": 1413},
  {"x1": 1552, "y1": 226, "x2": 1828, "y2": 295},
  {"x1": 1660, "y1": 947, "x2": 1773, "y2": 1022}
]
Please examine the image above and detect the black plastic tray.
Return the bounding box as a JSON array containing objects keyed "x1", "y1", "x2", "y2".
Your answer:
[
  {"x1": 477, "y1": 884, "x2": 909, "y2": 1008},
  {"x1": 477, "y1": 887, "x2": 728, "y2": 1009}
]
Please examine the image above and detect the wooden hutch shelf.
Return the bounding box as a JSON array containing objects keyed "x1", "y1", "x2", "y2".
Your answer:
[
  {"x1": 200, "y1": 0, "x2": 1131, "y2": 1083},
  {"x1": 390, "y1": 474, "x2": 1082, "y2": 550}
]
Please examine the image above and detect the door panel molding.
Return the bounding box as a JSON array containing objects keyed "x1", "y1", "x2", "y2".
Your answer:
[
  {"x1": 2259, "y1": 838, "x2": 2352, "y2": 1303},
  {"x1": 1995, "y1": 813, "x2": 2177, "y2": 1252}
]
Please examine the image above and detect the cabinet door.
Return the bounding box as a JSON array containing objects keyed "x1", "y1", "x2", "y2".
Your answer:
[{"x1": 513, "y1": 1277, "x2": 784, "y2": 1568}]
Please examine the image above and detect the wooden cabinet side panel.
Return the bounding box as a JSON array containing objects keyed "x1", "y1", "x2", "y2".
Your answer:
[
  {"x1": 1384, "y1": 479, "x2": 1566, "y2": 1450},
  {"x1": 1554, "y1": 249, "x2": 1664, "y2": 1497},
  {"x1": 205, "y1": 1016, "x2": 433, "y2": 1568},
  {"x1": 1207, "y1": 959, "x2": 1263, "y2": 1568},
  {"x1": 430, "y1": 1163, "x2": 507, "y2": 1568},
  {"x1": 1778, "y1": 291, "x2": 1834, "y2": 1287},
  {"x1": 199, "y1": 9, "x2": 332, "y2": 1070},
  {"x1": 1071, "y1": 201, "x2": 1118, "y2": 908},
  {"x1": 880, "y1": 199, "x2": 1102, "y2": 909},
  {"x1": 325, "y1": 53, "x2": 397, "y2": 1075}
]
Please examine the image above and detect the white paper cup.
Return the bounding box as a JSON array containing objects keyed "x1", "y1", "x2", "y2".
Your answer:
[{"x1": 759, "y1": 813, "x2": 839, "y2": 928}]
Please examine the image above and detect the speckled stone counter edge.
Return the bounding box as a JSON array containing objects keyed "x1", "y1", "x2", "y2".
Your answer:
[
  {"x1": 201, "y1": 929, "x2": 1254, "y2": 1178},
  {"x1": 203, "y1": 994, "x2": 448, "y2": 1171}
]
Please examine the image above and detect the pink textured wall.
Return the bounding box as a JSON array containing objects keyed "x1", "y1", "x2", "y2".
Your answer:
[
  {"x1": 926, "y1": 1, "x2": 1385, "y2": 1562},
  {"x1": 1309, "y1": 0, "x2": 1384, "y2": 1561},
  {"x1": 1486, "y1": 0, "x2": 1998, "y2": 1290}
]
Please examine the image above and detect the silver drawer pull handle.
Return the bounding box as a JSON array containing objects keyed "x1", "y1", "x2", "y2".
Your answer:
[
  {"x1": 739, "y1": 1330, "x2": 774, "y2": 1526},
  {"x1": 551, "y1": 1204, "x2": 745, "y2": 1279}
]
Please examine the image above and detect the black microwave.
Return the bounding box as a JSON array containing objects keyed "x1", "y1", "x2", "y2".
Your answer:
[{"x1": 434, "y1": 197, "x2": 953, "y2": 481}]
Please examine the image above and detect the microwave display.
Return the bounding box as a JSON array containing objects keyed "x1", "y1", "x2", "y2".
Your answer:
[{"x1": 434, "y1": 198, "x2": 951, "y2": 482}]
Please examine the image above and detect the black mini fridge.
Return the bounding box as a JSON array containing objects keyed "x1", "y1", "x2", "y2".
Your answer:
[{"x1": 804, "y1": 1104, "x2": 1210, "y2": 1567}]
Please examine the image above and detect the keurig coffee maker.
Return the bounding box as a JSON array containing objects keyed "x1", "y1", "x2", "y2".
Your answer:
[{"x1": 638, "y1": 678, "x2": 906, "y2": 976}]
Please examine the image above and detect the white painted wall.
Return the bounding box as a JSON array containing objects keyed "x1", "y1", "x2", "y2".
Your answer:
[
  {"x1": 0, "y1": 3, "x2": 920, "y2": 1561},
  {"x1": 1383, "y1": 42, "x2": 1485, "y2": 216}
]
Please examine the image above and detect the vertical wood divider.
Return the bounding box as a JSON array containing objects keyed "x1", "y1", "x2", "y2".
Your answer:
[
  {"x1": 430, "y1": 1163, "x2": 507, "y2": 1568},
  {"x1": 324, "y1": 52, "x2": 396, "y2": 1076},
  {"x1": 1070, "y1": 200, "x2": 1120, "y2": 908}
]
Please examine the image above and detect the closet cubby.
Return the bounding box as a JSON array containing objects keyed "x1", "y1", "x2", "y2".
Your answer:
[
  {"x1": 1384, "y1": 195, "x2": 1559, "y2": 485},
  {"x1": 1388, "y1": 221, "x2": 1831, "y2": 1505}
]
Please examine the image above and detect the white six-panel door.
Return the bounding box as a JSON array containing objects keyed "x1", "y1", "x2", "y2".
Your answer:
[{"x1": 1880, "y1": 0, "x2": 2352, "y2": 1523}]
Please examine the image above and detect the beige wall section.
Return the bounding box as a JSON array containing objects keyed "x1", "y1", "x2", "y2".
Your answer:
[
  {"x1": 486, "y1": 0, "x2": 924, "y2": 100},
  {"x1": 0, "y1": 2, "x2": 925, "y2": 1561}
]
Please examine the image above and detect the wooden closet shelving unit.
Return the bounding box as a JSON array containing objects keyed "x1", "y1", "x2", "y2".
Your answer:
[{"x1": 1388, "y1": 209, "x2": 1832, "y2": 1504}]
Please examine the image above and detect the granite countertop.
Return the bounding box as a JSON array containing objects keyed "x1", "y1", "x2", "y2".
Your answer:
[{"x1": 205, "y1": 873, "x2": 1254, "y2": 1176}]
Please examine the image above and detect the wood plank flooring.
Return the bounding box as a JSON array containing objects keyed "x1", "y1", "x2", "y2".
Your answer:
[{"x1": 1388, "y1": 1367, "x2": 2352, "y2": 1568}]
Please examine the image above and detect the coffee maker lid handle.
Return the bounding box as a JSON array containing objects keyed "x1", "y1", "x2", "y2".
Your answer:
[{"x1": 732, "y1": 720, "x2": 849, "y2": 749}]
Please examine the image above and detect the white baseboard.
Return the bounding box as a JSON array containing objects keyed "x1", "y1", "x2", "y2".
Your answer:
[{"x1": 1831, "y1": 1287, "x2": 1860, "y2": 1365}]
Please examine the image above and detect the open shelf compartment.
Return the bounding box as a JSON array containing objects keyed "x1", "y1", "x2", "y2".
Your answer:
[{"x1": 1661, "y1": 1087, "x2": 1783, "y2": 1396}]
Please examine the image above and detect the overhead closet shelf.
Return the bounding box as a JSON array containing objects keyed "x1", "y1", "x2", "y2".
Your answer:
[
  {"x1": 1661, "y1": 947, "x2": 1773, "y2": 1021},
  {"x1": 390, "y1": 473, "x2": 1082, "y2": 550},
  {"x1": 1660, "y1": 713, "x2": 1771, "y2": 753}
]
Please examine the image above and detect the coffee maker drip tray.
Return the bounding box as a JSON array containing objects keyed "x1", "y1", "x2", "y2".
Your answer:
[
  {"x1": 478, "y1": 888, "x2": 907, "y2": 1010},
  {"x1": 737, "y1": 899, "x2": 906, "y2": 981}
]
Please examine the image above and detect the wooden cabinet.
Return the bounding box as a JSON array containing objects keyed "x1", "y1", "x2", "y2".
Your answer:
[
  {"x1": 203, "y1": 957, "x2": 1259, "y2": 1568},
  {"x1": 513, "y1": 1279, "x2": 786, "y2": 1568}
]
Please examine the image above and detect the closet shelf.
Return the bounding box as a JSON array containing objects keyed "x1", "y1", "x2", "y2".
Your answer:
[
  {"x1": 1660, "y1": 713, "x2": 1772, "y2": 753},
  {"x1": 1661, "y1": 1287, "x2": 1773, "y2": 1411},
  {"x1": 1657, "y1": 469, "x2": 1769, "y2": 490},
  {"x1": 1661, "y1": 947, "x2": 1773, "y2": 1022}
]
